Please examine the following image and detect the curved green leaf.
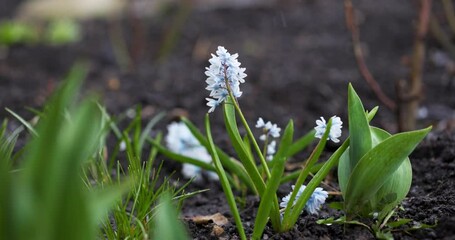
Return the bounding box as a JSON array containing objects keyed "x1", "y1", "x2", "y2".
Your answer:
[
  {"x1": 345, "y1": 126, "x2": 431, "y2": 212},
  {"x1": 348, "y1": 84, "x2": 372, "y2": 172},
  {"x1": 224, "y1": 97, "x2": 265, "y2": 194}
]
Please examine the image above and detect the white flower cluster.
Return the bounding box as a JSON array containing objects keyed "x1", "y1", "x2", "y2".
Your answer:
[
  {"x1": 205, "y1": 46, "x2": 247, "y2": 113},
  {"x1": 256, "y1": 117, "x2": 281, "y2": 160},
  {"x1": 314, "y1": 116, "x2": 343, "y2": 143},
  {"x1": 165, "y1": 122, "x2": 218, "y2": 182},
  {"x1": 280, "y1": 185, "x2": 328, "y2": 215}
]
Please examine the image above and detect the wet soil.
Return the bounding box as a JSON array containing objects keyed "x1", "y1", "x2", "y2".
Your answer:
[{"x1": 1, "y1": 0, "x2": 454, "y2": 239}]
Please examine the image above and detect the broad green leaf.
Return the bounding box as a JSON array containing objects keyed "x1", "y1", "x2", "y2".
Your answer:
[
  {"x1": 223, "y1": 97, "x2": 265, "y2": 194},
  {"x1": 347, "y1": 83, "x2": 372, "y2": 172},
  {"x1": 152, "y1": 194, "x2": 190, "y2": 240},
  {"x1": 338, "y1": 126, "x2": 391, "y2": 195},
  {"x1": 0, "y1": 133, "x2": 16, "y2": 239},
  {"x1": 14, "y1": 64, "x2": 103, "y2": 240},
  {"x1": 253, "y1": 121, "x2": 293, "y2": 238},
  {"x1": 345, "y1": 126, "x2": 431, "y2": 212},
  {"x1": 373, "y1": 157, "x2": 411, "y2": 218}
]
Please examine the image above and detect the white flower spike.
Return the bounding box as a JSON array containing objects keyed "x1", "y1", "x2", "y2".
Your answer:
[
  {"x1": 280, "y1": 185, "x2": 328, "y2": 215},
  {"x1": 205, "y1": 46, "x2": 247, "y2": 113},
  {"x1": 314, "y1": 116, "x2": 343, "y2": 143}
]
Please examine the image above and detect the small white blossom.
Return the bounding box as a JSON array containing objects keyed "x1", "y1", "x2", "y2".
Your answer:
[
  {"x1": 256, "y1": 117, "x2": 281, "y2": 161},
  {"x1": 119, "y1": 140, "x2": 126, "y2": 152},
  {"x1": 266, "y1": 140, "x2": 276, "y2": 161},
  {"x1": 256, "y1": 117, "x2": 266, "y2": 128},
  {"x1": 180, "y1": 147, "x2": 219, "y2": 181},
  {"x1": 205, "y1": 46, "x2": 247, "y2": 113},
  {"x1": 280, "y1": 185, "x2": 328, "y2": 215},
  {"x1": 269, "y1": 124, "x2": 281, "y2": 138},
  {"x1": 314, "y1": 116, "x2": 343, "y2": 143},
  {"x1": 256, "y1": 117, "x2": 281, "y2": 141},
  {"x1": 165, "y1": 122, "x2": 218, "y2": 182}
]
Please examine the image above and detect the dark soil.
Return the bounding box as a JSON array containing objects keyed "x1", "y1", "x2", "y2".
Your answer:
[{"x1": 1, "y1": 0, "x2": 454, "y2": 239}]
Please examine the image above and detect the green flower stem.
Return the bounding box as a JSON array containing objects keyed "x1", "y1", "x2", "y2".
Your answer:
[
  {"x1": 205, "y1": 115, "x2": 247, "y2": 240},
  {"x1": 282, "y1": 119, "x2": 332, "y2": 224},
  {"x1": 227, "y1": 90, "x2": 271, "y2": 179}
]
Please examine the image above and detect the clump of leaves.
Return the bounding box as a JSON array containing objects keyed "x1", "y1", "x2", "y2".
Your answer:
[
  {"x1": 319, "y1": 84, "x2": 432, "y2": 239},
  {"x1": 0, "y1": 64, "x2": 128, "y2": 240}
]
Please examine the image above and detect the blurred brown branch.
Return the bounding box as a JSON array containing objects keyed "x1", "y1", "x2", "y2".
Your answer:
[
  {"x1": 397, "y1": 0, "x2": 432, "y2": 131},
  {"x1": 343, "y1": 0, "x2": 397, "y2": 111}
]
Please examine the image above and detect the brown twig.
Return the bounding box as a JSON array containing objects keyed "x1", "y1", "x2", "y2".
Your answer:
[
  {"x1": 397, "y1": 0, "x2": 432, "y2": 131},
  {"x1": 429, "y1": 13, "x2": 455, "y2": 60},
  {"x1": 442, "y1": 0, "x2": 455, "y2": 34},
  {"x1": 344, "y1": 0, "x2": 397, "y2": 111}
]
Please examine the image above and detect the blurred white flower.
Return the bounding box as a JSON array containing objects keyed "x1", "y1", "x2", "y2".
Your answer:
[
  {"x1": 205, "y1": 46, "x2": 246, "y2": 113},
  {"x1": 280, "y1": 185, "x2": 328, "y2": 215},
  {"x1": 165, "y1": 122, "x2": 218, "y2": 181},
  {"x1": 256, "y1": 117, "x2": 281, "y2": 161},
  {"x1": 256, "y1": 117, "x2": 281, "y2": 141},
  {"x1": 266, "y1": 140, "x2": 276, "y2": 161},
  {"x1": 314, "y1": 116, "x2": 343, "y2": 143}
]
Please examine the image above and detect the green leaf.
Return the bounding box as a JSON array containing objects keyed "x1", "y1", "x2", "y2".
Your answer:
[
  {"x1": 138, "y1": 112, "x2": 165, "y2": 157},
  {"x1": 338, "y1": 126, "x2": 391, "y2": 196},
  {"x1": 286, "y1": 129, "x2": 315, "y2": 158},
  {"x1": 205, "y1": 115, "x2": 246, "y2": 240},
  {"x1": 223, "y1": 97, "x2": 265, "y2": 194},
  {"x1": 386, "y1": 218, "x2": 412, "y2": 228},
  {"x1": 90, "y1": 180, "x2": 132, "y2": 222},
  {"x1": 150, "y1": 140, "x2": 216, "y2": 171},
  {"x1": 282, "y1": 137, "x2": 350, "y2": 231},
  {"x1": 253, "y1": 121, "x2": 293, "y2": 238},
  {"x1": 282, "y1": 119, "x2": 332, "y2": 228},
  {"x1": 347, "y1": 83, "x2": 372, "y2": 174},
  {"x1": 316, "y1": 216, "x2": 370, "y2": 229},
  {"x1": 328, "y1": 202, "x2": 344, "y2": 210},
  {"x1": 0, "y1": 131, "x2": 17, "y2": 239},
  {"x1": 152, "y1": 193, "x2": 190, "y2": 240},
  {"x1": 181, "y1": 117, "x2": 255, "y2": 191},
  {"x1": 5, "y1": 107, "x2": 38, "y2": 137},
  {"x1": 345, "y1": 126, "x2": 432, "y2": 213},
  {"x1": 13, "y1": 64, "x2": 103, "y2": 240}
]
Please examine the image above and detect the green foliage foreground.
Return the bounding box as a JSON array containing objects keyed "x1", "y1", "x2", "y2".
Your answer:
[{"x1": 0, "y1": 64, "x2": 190, "y2": 240}]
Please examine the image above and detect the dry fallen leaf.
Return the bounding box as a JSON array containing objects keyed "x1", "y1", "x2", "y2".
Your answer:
[
  {"x1": 211, "y1": 225, "x2": 225, "y2": 237},
  {"x1": 189, "y1": 213, "x2": 229, "y2": 226}
]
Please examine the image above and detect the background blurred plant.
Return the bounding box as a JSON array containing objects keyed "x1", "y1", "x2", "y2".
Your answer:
[
  {"x1": 0, "y1": 64, "x2": 192, "y2": 240},
  {"x1": 0, "y1": 64, "x2": 128, "y2": 240},
  {"x1": 0, "y1": 19, "x2": 80, "y2": 47}
]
